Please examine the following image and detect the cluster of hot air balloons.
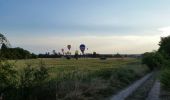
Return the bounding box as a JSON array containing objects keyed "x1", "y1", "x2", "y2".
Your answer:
[{"x1": 61, "y1": 44, "x2": 87, "y2": 56}]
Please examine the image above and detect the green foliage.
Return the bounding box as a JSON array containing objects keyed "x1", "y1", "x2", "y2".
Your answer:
[
  {"x1": 160, "y1": 68, "x2": 170, "y2": 90},
  {"x1": 20, "y1": 65, "x2": 35, "y2": 88},
  {"x1": 1, "y1": 43, "x2": 7, "y2": 50},
  {"x1": 0, "y1": 59, "x2": 49, "y2": 100},
  {"x1": 0, "y1": 47, "x2": 37, "y2": 59},
  {"x1": 159, "y1": 35, "x2": 170, "y2": 58},
  {"x1": 19, "y1": 61, "x2": 49, "y2": 99},
  {"x1": 34, "y1": 60, "x2": 49, "y2": 83},
  {"x1": 0, "y1": 33, "x2": 36, "y2": 59},
  {"x1": 0, "y1": 60, "x2": 18, "y2": 100},
  {"x1": 142, "y1": 51, "x2": 164, "y2": 70},
  {"x1": 152, "y1": 35, "x2": 170, "y2": 92},
  {"x1": 20, "y1": 61, "x2": 49, "y2": 87},
  {"x1": 0, "y1": 60, "x2": 18, "y2": 88}
]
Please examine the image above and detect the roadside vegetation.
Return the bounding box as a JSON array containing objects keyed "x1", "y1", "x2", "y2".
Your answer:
[{"x1": 142, "y1": 35, "x2": 170, "y2": 99}]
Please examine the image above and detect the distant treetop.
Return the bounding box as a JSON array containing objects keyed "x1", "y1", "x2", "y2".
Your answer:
[{"x1": 0, "y1": 33, "x2": 11, "y2": 48}]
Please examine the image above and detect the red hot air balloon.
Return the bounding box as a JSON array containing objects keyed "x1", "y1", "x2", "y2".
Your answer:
[
  {"x1": 80, "y1": 44, "x2": 86, "y2": 54},
  {"x1": 67, "y1": 45, "x2": 71, "y2": 50}
]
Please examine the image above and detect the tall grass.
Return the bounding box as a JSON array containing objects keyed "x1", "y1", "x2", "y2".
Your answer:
[{"x1": 1, "y1": 58, "x2": 149, "y2": 100}]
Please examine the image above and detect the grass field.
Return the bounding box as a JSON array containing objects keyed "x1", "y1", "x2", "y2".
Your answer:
[
  {"x1": 7, "y1": 58, "x2": 149, "y2": 100},
  {"x1": 13, "y1": 58, "x2": 139, "y2": 68},
  {"x1": 12, "y1": 58, "x2": 145, "y2": 78}
]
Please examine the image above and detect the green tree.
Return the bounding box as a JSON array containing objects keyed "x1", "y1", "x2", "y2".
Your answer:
[
  {"x1": 142, "y1": 51, "x2": 164, "y2": 70},
  {"x1": 159, "y1": 35, "x2": 170, "y2": 58},
  {"x1": 1, "y1": 43, "x2": 7, "y2": 50}
]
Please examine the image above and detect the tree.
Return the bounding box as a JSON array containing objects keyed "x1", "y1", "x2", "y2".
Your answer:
[
  {"x1": 52, "y1": 50, "x2": 57, "y2": 55},
  {"x1": 159, "y1": 35, "x2": 170, "y2": 58},
  {"x1": 0, "y1": 43, "x2": 8, "y2": 58},
  {"x1": 92, "y1": 52, "x2": 97, "y2": 58},
  {"x1": 113, "y1": 53, "x2": 122, "y2": 58},
  {"x1": 1, "y1": 43, "x2": 7, "y2": 50},
  {"x1": 0, "y1": 47, "x2": 37, "y2": 59},
  {"x1": 142, "y1": 51, "x2": 164, "y2": 70},
  {"x1": 0, "y1": 33, "x2": 11, "y2": 48}
]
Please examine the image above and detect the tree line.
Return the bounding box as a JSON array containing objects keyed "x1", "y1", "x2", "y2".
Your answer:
[{"x1": 0, "y1": 43, "x2": 37, "y2": 59}]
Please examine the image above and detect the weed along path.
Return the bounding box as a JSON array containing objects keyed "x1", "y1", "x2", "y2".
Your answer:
[{"x1": 110, "y1": 72, "x2": 153, "y2": 100}]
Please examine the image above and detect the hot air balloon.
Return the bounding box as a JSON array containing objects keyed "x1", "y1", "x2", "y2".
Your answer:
[
  {"x1": 80, "y1": 44, "x2": 86, "y2": 54},
  {"x1": 61, "y1": 48, "x2": 64, "y2": 55},
  {"x1": 67, "y1": 45, "x2": 71, "y2": 51}
]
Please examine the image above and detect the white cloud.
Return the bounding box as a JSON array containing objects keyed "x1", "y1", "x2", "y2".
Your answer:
[{"x1": 158, "y1": 26, "x2": 170, "y2": 37}]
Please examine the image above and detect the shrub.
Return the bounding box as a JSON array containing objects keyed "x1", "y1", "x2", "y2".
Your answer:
[
  {"x1": 19, "y1": 61, "x2": 49, "y2": 100},
  {"x1": 142, "y1": 51, "x2": 165, "y2": 70},
  {"x1": 0, "y1": 60, "x2": 49, "y2": 100},
  {"x1": 160, "y1": 68, "x2": 170, "y2": 90},
  {"x1": 0, "y1": 60, "x2": 18, "y2": 100}
]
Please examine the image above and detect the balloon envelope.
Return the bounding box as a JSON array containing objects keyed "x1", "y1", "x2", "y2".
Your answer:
[
  {"x1": 80, "y1": 44, "x2": 86, "y2": 53},
  {"x1": 67, "y1": 45, "x2": 71, "y2": 50}
]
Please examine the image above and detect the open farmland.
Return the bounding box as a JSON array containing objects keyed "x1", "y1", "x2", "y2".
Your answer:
[
  {"x1": 7, "y1": 58, "x2": 150, "y2": 100},
  {"x1": 12, "y1": 58, "x2": 147, "y2": 78}
]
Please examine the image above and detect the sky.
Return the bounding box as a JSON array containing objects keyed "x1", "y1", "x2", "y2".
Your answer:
[{"x1": 0, "y1": 0, "x2": 170, "y2": 54}]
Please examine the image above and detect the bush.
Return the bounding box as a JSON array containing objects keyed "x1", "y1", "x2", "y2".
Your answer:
[
  {"x1": 0, "y1": 60, "x2": 18, "y2": 100},
  {"x1": 19, "y1": 61, "x2": 49, "y2": 100},
  {"x1": 142, "y1": 51, "x2": 165, "y2": 70},
  {"x1": 0, "y1": 60, "x2": 49, "y2": 100},
  {"x1": 160, "y1": 68, "x2": 170, "y2": 90}
]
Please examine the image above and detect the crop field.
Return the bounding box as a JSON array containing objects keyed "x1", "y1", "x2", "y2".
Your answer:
[
  {"x1": 6, "y1": 58, "x2": 150, "y2": 100},
  {"x1": 13, "y1": 58, "x2": 138, "y2": 68},
  {"x1": 12, "y1": 58, "x2": 147, "y2": 78}
]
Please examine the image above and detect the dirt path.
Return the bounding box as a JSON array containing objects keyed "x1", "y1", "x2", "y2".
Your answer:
[
  {"x1": 110, "y1": 72, "x2": 153, "y2": 100},
  {"x1": 146, "y1": 80, "x2": 160, "y2": 100},
  {"x1": 126, "y1": 72, "x2": 157, "y2": 100}
]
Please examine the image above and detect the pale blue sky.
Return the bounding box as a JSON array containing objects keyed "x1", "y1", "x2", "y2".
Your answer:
[{"x1": 0, "y1": 0, "x2": 170, "y2": 54}]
